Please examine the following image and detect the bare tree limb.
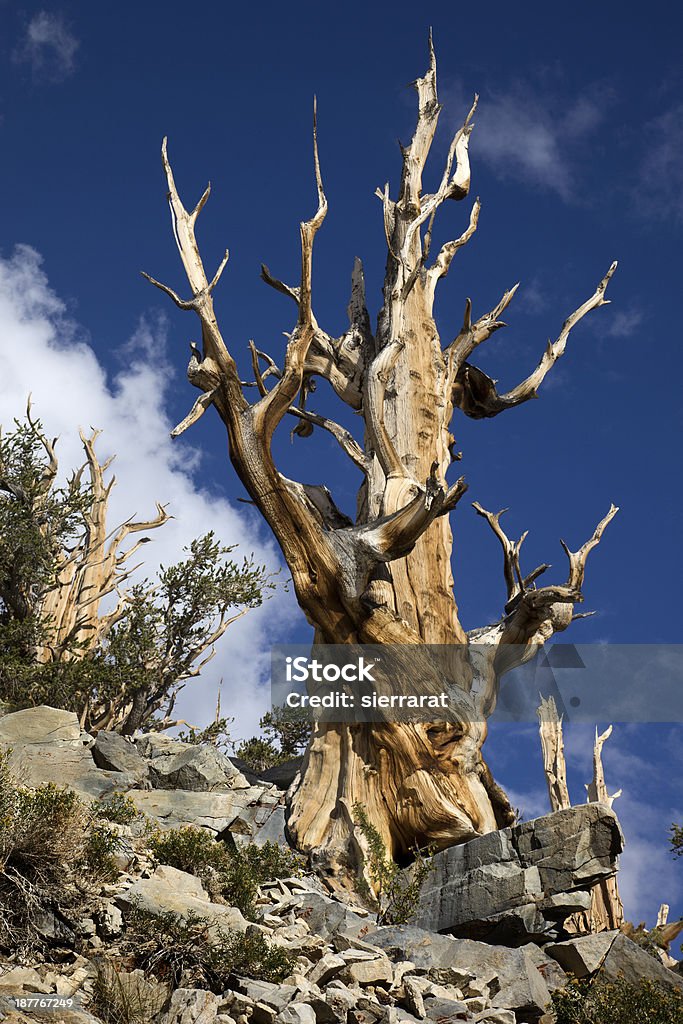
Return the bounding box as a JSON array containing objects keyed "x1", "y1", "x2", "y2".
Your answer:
[
  {"x1": 537, "y1": 695, "x2": 571, "y2": 812},
  {"x1": 453, "y1": 263, "x2": 618, "y2": 418}
]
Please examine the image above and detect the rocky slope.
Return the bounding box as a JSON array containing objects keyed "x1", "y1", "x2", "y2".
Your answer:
[{"x1": 0, "y1": 706, "x2": 680, "y2": 1024}]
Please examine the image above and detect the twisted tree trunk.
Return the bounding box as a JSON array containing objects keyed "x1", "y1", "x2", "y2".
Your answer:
[{"x1": 146, "y1": 38, "x2": 618, "y2": 887}]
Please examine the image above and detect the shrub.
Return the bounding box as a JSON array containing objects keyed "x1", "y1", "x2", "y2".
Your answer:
[
  {"x1": 93, "y1": 792, "x2": 142, "y2": 826},
  {"x1": 551, "y1": 973, "x2": 683, "y2": 1024},
  {"x1": 91, "y1": 959, "x2": 168, "y2": 1024},
  {"x1": 0, "y1": 750, "x2": 120, "y2": 951},
  {"x1": 121, "y1": 907, "x2": 296, "y2": 990},
  {"x1": 149, "y1": 826, "x2": 304, "y2": 919},
  {"x1": 353, "y1": 802, "x2": 434, "y2": 925}
]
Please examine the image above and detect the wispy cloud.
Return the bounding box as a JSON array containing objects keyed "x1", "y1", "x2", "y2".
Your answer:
[
  {"x1": 636, "y1": 104, "x2": 683, "y2": 224},
  {"x1": 447, "y1": 81, "x2": 606, "y2": 201},
  {"x1": 14, "y1": 11, "x2": 79, "y2": 82},
  {"x1": 0, "y1": 243, "x2": 296, "y2": 739},
  {"x1": 601, "y1": 306, "x2": 643, "y2": 338}
]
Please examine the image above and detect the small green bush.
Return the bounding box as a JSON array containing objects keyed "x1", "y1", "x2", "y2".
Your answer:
[
  {"x1": 0, "y1": 749, "x2": 120, "y2": 951},
  {"x1": 149, "y1": 826, "x2": 304, "y2": 919},
  {"x1": 121, "y1": 907, "x2": 296, "y2": 990},
  {"x1": 353, "y1": 802, "x2": 434, "y2": 925},
  {"x1": 93, "y1": 792, "x2": 141, "y2": 826},
  {"x1": 552, "y1": 973, "x2": 683, "y2": 1024}
]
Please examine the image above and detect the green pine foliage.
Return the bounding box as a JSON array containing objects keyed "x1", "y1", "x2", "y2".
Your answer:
[{"x1": 353, "y1": 801, "x2": 434, "y2": 925}]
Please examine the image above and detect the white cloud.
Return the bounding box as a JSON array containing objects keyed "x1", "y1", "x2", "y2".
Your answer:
[
  {"x1": 0, "y1": 243, "x2": 296, "y2": 740},
  {"x1": 14, "y1": 11, "x2": 79, "y2": 82},
  {"x1": 601, "y1": 307, "x2": 643, "y2": 339},
  {"x1": 448, "y1": 82, "x2": 605, "y2": 200}
]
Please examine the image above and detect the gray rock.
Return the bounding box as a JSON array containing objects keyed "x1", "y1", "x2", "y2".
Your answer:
[
  {"x1": 149, "y1": 744, "x2": 251, "y2": 792},
  {"x1": 235, "y1": 981, "x2": 298, "y2": 1012},
  {"x1": 2, "y1": 741, "x2": 139, "y2": 803},
  {"x1": 32, "y1": 908, "x2": 77, "y2": 946},
  {"x1": 545, "y1": 931, "x2": 618, "y2": 978},
  {"x1": 422, "y1": 997, "x2": 468, "y2": 1022},
  {"x1": 116, "y1": 864, "x2": 247, "y2": 936},
  {"x1": 341, "y1": 951, "x2": 393, "y2": 986},
  {"x1": 0, "y1": 706, "x2": 81, "y2": 744},
  {"x1": 161, "y1": 987, "x2": 219, "y2": 1023},
  {"x1": 522, "y1": 942, "x2": 568, "y2": 993},
  {"x1": 127, "y1": 786, "x2": 278, "y2": 834},
  {"x1": 472, "y1": 1012, "x2": 516, "y2": 1024},
  {"x1": 309, "y1": 982, "x2": 357, "y2": 1023},
  {"x1": 91, "y1": 731, "x2": 148, "y2": 779},
  {"x1": 365, "y1": 926, "x2": 553, "y2": 1020},
  {"x1": 600, "y1": 932, "x2": 683, "y2": 991},
  {"x1": 293, "y1": 892, "x2": 370, "y2": 941},
  {"x1": 259, "y1": 757, "x2": 303, "y2": 790},
  {"x1": 308, "y1": 954, "x2": 346, "y2": 986},
  {"x1": 135, "y1": 732, "x2": 192, "y2": 759},
  {"x1": 228, "y1": 756, "x2": 265, "y2": 785},
  {"x1": 277, "y1": 1005, "x2": 317, "y2": 1024},
  {"x1": 411, "y1": 804, "x2": 623, "y2": 941}
]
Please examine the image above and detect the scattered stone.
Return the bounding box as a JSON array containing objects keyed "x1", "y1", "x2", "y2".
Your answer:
[
  {"x1": 366, "y1": 927, "x2": 552, "y2": 1020},
  {"x1": 0, "y1": 966, "x2": 48, "y2": 992},
  {"x1": 292, "y1": 892, "x2": 370, "y2": 942},
  {"x1": 308, "y1": 953, "x2": 346, "y2": 986},
  {"x1": 422, "y1": 996, "x2": 468, "y2": 1022},
  {"x1": 277, "y1": 1004, "x2": 317, "y2": 1024},
  {"x1": 161, "y1": 987, "x2": 219, "y2": 1023}
]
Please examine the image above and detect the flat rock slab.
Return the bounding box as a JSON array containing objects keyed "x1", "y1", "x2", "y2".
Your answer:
[
  {"x1": 127, "y1": 786, "x2": 280, "y2": 835},
  {"x1": 116, "y1": 864, "x2": 247, "y2": 936},
  {"x1": 545, "y1": 931, "x2": 619, "y2": 977},
  {"x1": 0, "y1": 706, "x2": 81, "y2": 744},
  {"x1": 411, "y1": 803, "x2": 623, "y2": 941},
  {"x1": 364, "y1": 925, "x2": 556, "y2": 1020},
  {"x1": 600, "y1": 932, "x2": 683, "y2": 991},
  {"x1": 2, "y1": 742, "x2": 138, "y2": 803}
]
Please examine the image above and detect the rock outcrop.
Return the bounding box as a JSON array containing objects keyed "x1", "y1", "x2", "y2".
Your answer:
[
  {"x1": 1, "y1": 704, "x2": 680, "y2": 1024},
  {"x1": 411, "y1": 804, "x2": 624, "y2": 943}
]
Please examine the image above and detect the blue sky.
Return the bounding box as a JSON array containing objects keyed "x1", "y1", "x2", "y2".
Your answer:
[{"x1": 0, "y1": 1, "x2": 682, "y2": 930}]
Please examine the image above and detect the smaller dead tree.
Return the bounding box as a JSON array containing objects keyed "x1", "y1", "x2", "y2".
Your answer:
[{"x1": 536, "y1": 697, "x2": 624, "y2": 931}]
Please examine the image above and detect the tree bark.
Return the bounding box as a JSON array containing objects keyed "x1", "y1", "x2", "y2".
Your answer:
[{"x1": 146, "y1": 38, "x2": 618, "y2": 887}]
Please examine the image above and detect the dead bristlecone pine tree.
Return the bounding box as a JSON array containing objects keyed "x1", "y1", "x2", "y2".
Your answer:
[{"x1": 144, "y1": 37, "x2": 619, "y2": 889}]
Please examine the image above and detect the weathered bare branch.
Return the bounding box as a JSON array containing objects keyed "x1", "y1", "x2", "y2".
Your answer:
[
  {"x1": 585, "y1": 725, "x2": 622, "y2": 807},
  {"x1": 425, "y1": 198, "x2": 481, "y2": 304},
  {"x1": 453, "y1": 263, "x2": 618, "y2": 418},
  {"x1": 254, "y1": 100, "x2": 328, "y2": 438},
  {"x1": 170, "y1": 389, "x2": 218, "y2": 438},
  {"x1": 537, "y1": 695, "x2": 571, "y2": 812},
  {"x1": 472, "y1": 503, "x2": 527, "y2": 604},
  {"x1": 561, "y1": 503, "x2": 619, "y2": 594},
  {"x1": 448, "y1": 282, "x2": 519, "y2": 374}
]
